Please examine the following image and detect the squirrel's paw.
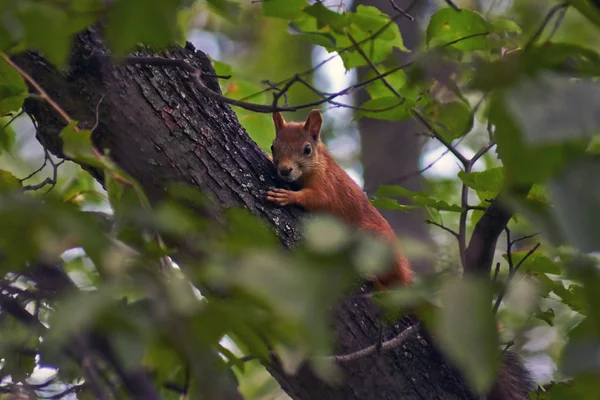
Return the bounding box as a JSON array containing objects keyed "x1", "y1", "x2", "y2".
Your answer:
[{"x1": 267, "y1": 188, "x2": 295, "y2": 206}]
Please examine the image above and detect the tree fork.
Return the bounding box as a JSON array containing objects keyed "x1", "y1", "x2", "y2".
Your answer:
[{"x1": 14, "y1": 28, "x2": 475, "y2": 400}]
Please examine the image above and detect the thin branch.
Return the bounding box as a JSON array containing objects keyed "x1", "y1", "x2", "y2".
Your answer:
[
  {"x1": 109, "y1": 55, "x2": 413, "y2": 113},
  {"x1": 91, "y1": 95, "x2": 105, "y2": 133},
  {"x1": 324, "y1": 323, "x2": 420, "y2": 362},
  {"x1": 1, "y1": 53, "x2": 72, "y2": 123},
  {"x1": 388, "y1": 0, "x2": 415, "y2": 21},
  {"x1": 444, "y1": 0, "x2": 461, "y2": 11},
  {"x1": 426, "y1": 220, "x2": 459, "y2": 239},
  {"x1": 493, "y1": 243, "x2": 541, "y2": 313},
  {"x1": 524, "y1": 3, "x2": 569, "y2": 50},
  {"x1": 412, "y1": 111, "x2": 469, "y2": 167},
  {"x1": 2, "y1": 110, "x2": 24, "y2": 129}
]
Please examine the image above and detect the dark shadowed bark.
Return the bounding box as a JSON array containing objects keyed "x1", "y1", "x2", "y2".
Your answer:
[{"x1": 14, "y1": 28, "x2": 481, "y2": 399}]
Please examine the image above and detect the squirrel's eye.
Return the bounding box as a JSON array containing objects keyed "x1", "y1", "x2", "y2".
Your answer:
[
  {"x1": 304, "y1": 144, "x2": 312, "y2": 155},
  {"x1": 270, "y1": 144, "x2": 274, "y2": 153}
]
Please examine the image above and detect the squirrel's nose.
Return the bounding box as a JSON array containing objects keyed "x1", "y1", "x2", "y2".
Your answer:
[{"x1": 279, "y1": 167, "x2": 293, "y2": 177}]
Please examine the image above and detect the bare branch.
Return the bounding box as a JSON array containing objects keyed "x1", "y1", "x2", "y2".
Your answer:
[
  {"x1": 426, "y1": 220, "x2": 459, "y2": 239},
  {"x1": 524, "y1": 3, "x2": 569, "y2": 50},
  {"x1": 493, "y1": 243, "x2": 541, "y2": 313}
]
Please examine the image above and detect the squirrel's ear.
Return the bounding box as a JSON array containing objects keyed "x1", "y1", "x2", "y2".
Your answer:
[
  {"x1": 273, "y1": 112, "x2": 286, "y2": 131},
  {"x1": 303, "y1": 109, "x2": 322, "y2": 140}
]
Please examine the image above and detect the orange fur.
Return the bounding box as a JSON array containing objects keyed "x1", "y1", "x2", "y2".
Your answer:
[{"x1": 266, "y1": 110, "x2": 412, "y2": 288}]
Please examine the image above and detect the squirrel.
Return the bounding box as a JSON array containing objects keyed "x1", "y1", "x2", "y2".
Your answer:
[
  {"x1": 266, "y1": 109, "x2": 412, "y2": 289},
  {"x1": 265, "y1": 110, "x2": 534, "y2": 399}
]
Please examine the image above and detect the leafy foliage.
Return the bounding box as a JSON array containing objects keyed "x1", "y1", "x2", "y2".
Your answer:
[{"x1": 0, "y1": 0, "x2": 599, "y2": 399}]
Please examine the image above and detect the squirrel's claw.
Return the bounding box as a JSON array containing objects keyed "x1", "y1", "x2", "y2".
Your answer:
[{"x1": 267, "y1": 188, "x2": 294, "y2": 206}]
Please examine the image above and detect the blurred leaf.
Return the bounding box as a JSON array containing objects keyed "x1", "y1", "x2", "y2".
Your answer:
[
  {"x1": 262, "y1": 0, "x2": 308, "y2": 19},
  {"x1": 426, "y1": 8, "x2": 491, "y2": 51},
  {"x1": 206, "y1": 0, "x2": 241, "y2": 21},
  {"x1": 356, "y1": 96, "x2": 412, "y2": 120},
  {"x1": 376, "y1": 185, "x2": 463, "y2": 212},
  {"x1": 303, "y1": 2, "x2": 348, "y2": 31},
  {"x1": 567, "y1": 0, "x2": 600, "y2": 30},
  {"x1": 364, "y1": 67, "x2": 407, "y2": 99},
  {"x1": 491, "y1": 18, "x2": 522, "y2": 35},
  {"x1": 490, "y1": 93, "x2": 587, "y2": 185},
  {"x1": 59, "y1": 121, "x2": 99, "y2": 163},
  {"x1": 458, "y1": 167, "x2": 504, "y2": 195},
  {"x1": 506, "y1": 74, "x2": 600, "y2": 145},
  {"x1": 16, "y1": 3, "x2": 72, "y2": 67},
  {"x1": 423, "y1": 101, "x2": 473, "y2": 141},
  {"x1": 549, "y1": 159, "x2": 600, "y2": 253},
  {"x1": 435, "y1": 277, "x2": 499, "y2": 394},
  {"x1": 350, "y1": 6, "x2": 407, "y2": 51},
  {"x1": 0, "y1": 169, "x2": 21, "y2": 191},
  {"x1": 0, "y1": 56, "x2": 28, "y2": 114},
  {"x1": 303, "y1": 215, "x2": 350, "y2": 254},
  {"x1": 107, "y1": 0, "x2": 183, "y2": 56}
]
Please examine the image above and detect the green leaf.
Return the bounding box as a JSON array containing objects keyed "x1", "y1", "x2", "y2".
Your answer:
[
  {"x1": 206, "y1": 0, "x2": 242, "y2": 22},
  {"x1": 262, "y1": 0, "x2": 309, "y2": 19},
  {"x1": 59, "y1": 121, "x2": 97, "y2": 162},
  {"x1": 107, "y1": 0, "x2": 183, "y2": 56},
  {"x1": 435, "y1": 277, "x2": 499, "y2": 394},
  {"x1": 350, "y1": 6, "x2": 407, "y2": 50},
  {"x1": 370, "y1": 197, "x2": 417, "y2": 211},
  {"x1": 236, "y1": 110, "x2": 274, "y2": 152},
  {"x1": 0, "y1": 57, "x2": 28, "y2": 114},
  {"x1": 375, "y1": 185, "x2": 463, "y2": 212},
  {"x1": 17, "y1": 4, "x2": 72, "y2": 67},
  {"x1": 302, "y1": 2, "x2": 348, "y2": 31},
  {"x1": 426, "y1": 8, "x2": 491, "y2": 51},
  {"x1": 364, "y1": 67, "x2": 407, "y2": 99},
  {"x1": 423, "y1": 101, "x2": 473, "y2": 141},
  {"x1": 356, "y1": 96, "x2": 412, "y2": 121},
  {"x1": 458, "y1": 167, "x2": 504, "y2": 195},
  {"x1": 288, "y1": 22, "x2": 337, "y2": 47},
  {"x1": 491, "y1": 18, "x2": 522, "y2": 35},
  {"x1": 0, "y1": 169, "x2": 21, "y2": 192},
  {"x1": 503, "y1": 252, "x2": 562, "y2": 275},
  {"x1": 567, "y1": 0, "x2": 600, "y2": 30}
]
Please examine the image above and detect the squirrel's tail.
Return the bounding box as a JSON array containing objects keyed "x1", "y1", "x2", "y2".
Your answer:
[{"x1": 487, "y1": 350, "x2": 535, "y2": 400}]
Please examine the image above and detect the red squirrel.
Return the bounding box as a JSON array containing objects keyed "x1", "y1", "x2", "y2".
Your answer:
[{"x1": 266, "y1": 109, "x2": 412, "y2": 288}]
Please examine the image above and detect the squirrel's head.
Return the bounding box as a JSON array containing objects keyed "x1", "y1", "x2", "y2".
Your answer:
[{"x1": 270, "y1": 109, "x2": 322, "y2": 183}]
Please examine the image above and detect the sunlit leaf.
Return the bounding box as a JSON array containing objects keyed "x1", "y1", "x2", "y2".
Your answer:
[
  {"x1": 356, "y1": 96, "x2": 412, "y2": 121},
  {"x1": 0, "y1": 169, "x2": 21, "y2": 192},
  {"x1": 426, "y1": 8, "x2": 491, "y2": 51},
  {"x1": 0, "y1": 57, "x2": 28, "y2": 114},
  {"x1": 502, "y1": 252, "x2": 562, "y2": 275},
  {"x1": 262, "y1": 0, "x2": 309, "y2": 19},
  {"x1": 423, "y1": 101, "x2": 473, "y2": 141}
]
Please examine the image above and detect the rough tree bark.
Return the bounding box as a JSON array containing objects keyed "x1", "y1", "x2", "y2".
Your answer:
[{"x1": 15, "y1": 28, "x2": 478, "y2": 399}]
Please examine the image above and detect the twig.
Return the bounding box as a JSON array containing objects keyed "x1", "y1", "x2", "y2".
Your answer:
[
  {"x1": 492, "y1": 262, "x2": 501, "y2": 282},
  {"x1": 323, "y1": 323, "x2": 420, "y2": 362},
  {"x1": 2, "y1": 110, "x2": 24, "y2": 129},
  {"x1": 1, "y1": 53, "x2": 72, "y2": 123},
  {"x1": 388, "y1": 0, "x2": 415, "y2": 21},
  {"x1": 91, "y1": 95, "x2": 105, "y2": 133},
  {"x1": 524, "y1": 3, "x2": 569, "y2": 50},
  {"x1": 493, "y1": 242, "x2": 541, "y2": 313},
  {"x1": 444, "y1": 0, "x2": 461, "y2": 11},
  {"x1": 426, "y1": 220, "x2": 459, "y2": 239},
  {"x1": 412, "y1": 112, "x2": 469, "y2": 167},
  {"x1": 109, "y1": 55, "x2": 413, "y2": 113}
]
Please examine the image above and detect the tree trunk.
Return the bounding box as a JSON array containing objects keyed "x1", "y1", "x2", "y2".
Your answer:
[
  {"x1": 354, "y1": 0, "x2": 437, "y2": 276},
  {"x1": 14, "y1": 28, "x2": 475, "y2": 400}
]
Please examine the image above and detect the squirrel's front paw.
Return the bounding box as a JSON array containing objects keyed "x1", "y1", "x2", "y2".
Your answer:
[{"x1": 267, "y1": 188, "x2": 295, "y2": 206}]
